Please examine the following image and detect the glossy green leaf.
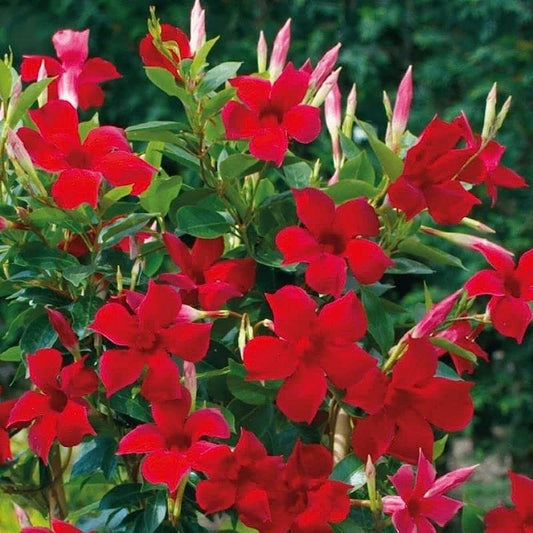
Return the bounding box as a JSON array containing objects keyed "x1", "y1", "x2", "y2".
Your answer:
[
  {"x1": 283, "y1": 162, "x2": 312, "y2": 188},
  {"x1": 461, "y1": 504, "x2": 485, "y2": 533},
  {"x1": 16, "y1": 242, "x2": 80, "y2": 270},
  {"x1": 0, "y1": 346, "x2": 22, "y2": 362},
  {"x1": 176, "y1": 206, "x2": 231, "y2": 238},
  {"x1": 7, "y1": 77, "x2": 54, "y2": 128},
  {"x1": 20, "y1": 314, "x2": 57, "y2": 354},
  {"x1": 398, "y1": 238, "x2": 465, "y2": 269},
  {"x1": 326, "y1": 180, "x2": 377, "y2": 202},
  {"x1": 433, "y1": 434, "x2": 448, "y2": 460},
  {"x1": 330, "y1": 454, "x2": 366, "y2": 492},
  {"x1": 361, "y1": 287, "x2": 395, "y2": 353},
  {"x1": 219, "y1": 153, "x2": 262, "y2": 181},
  {"x1": 97, "y1": 213, "x2": 154, "y2": 249},
  {"x1": 142, "y1": 491, "x2": 167, "y2": 533},
  {"x1": 0, "y1": 61, "x2": 13, "y2": 102},
  {"x1": 71, "y1": 435, "x2": 118, "y2": 480},
  {"x1": 386, "y1": 257, "x2": 434, "y2": 275},
  {"x1": 197, "y1": 61, "x2": 241, "y2": 96},
  {"x1": 140, "y1": 175, "x2": 182, "y2": 215},
  {"x1": 190, "y1": 36, "x2": 219, "y2": 76},
  {"x1": 339, "y1": 151, "x2": 375, "y2": 185},
  {"x1": 99, "y1": 483, "x2": 149, "y2": 510}
]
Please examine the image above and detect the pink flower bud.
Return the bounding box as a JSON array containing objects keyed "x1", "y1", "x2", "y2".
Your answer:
[
  {"x1": 309, "y1": 42, "x2": 341, "y2": 90},
  {"x1": 257, "y1": 30, "x2": 268, "y2": 73},
  {"x1": 45, "y1": 307, "x2": 79, "y2": 352},
  {"x1": 410, "y1": 290, "x2": 461, "y2": 339},
  {"x1": 325, "y1": 82, "x2": 342, "y2": 170},
  {"x1": 6, "y1": 129, "x2": 35, "y2": 178},
  {"x1": 311, "y1": 67, "x2": 341, "y2": 107},
  {"x1": 183, "y1": 361, "x2": 197, "y2": 409},
  {"x1": 37, "y1": 60, "x2": 48, "y2": 107},
  {"x1": 342, "y1": 83, "x2": 357, "y2": 137},
  {"x1": 391, "y1": 65, "x2": 413, "y2": 149},
  {"x1": 299, "y1": 58, "x2": 313, "y2": 75},
  {"x1": 189, "y1": 0, "x2": 206, "y2": 55},
  {"x1": 269, "y1": 19, "x2": 291, "y2": 81}
]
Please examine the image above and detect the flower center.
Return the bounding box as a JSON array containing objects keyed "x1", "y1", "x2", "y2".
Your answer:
[
  {"x1": 49, "y1": 389, "x2": 68, "y2": 412},
  {"x1": 319, "y1": 232, "x2": 346, "y2": 255},
  {"x1": 65, "y1": 147, "x2": 92, "y2": 169},
  {"x1": 134, "y1": 329, "x2": 159, "y2": 353},
  {"x1": 407, "y1": 498, "x2": 421, "y2": 517},
  {"x1": 504, "y1": 274, "x2": 521, "y2": 298},
  {"x1": 259, "y1": 106, "x2": 283, "y2": 128}
]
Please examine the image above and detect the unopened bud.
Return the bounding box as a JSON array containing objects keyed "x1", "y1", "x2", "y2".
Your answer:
[
  {"x1": 299, "y1": 58, "x2": 312, "y2": 75},
  {"x1": 37, "y1": 60, "x2": 48, "y2": 107},
  {"x1": 311, "y1": 67, "x2": 341, "y2": 107},
  {"x1": 269, "y1": 19, "x2": 291, "y2": 81},
  {"x1": 325, "y1": 82, "x2": 342, "y2": 171},
  {"x1": 183, "y1": 361, "x2": 197, "y2": 409},
  {"x1": 365, "y1": 455, "x2": 378, "y2": 512},
  {"x1": 494, "y1": 95, "x2": 512, "y2": 132},
  {"x1": 341, "y1": 83, "x2": 357, "y2": 138},
  {"x1": 309, "y1": 42, "x2": 341, "y2": 91},
  {"x1": 238, "y1": 313, "x2": 253, "y2": 360},
  {"x1": 383, "y1": 90, "x2": 392, "y2": 121},
  {"x1": 481, "y1": 82, "x2": 497, "y2": 140},
  {"x1": 45, "y1": 307, "x2": 80, "y2": 356},
  {"x1": 189, "y1": 0, "x2": 206, "y2": 55},
  {"x1": 460, "y1": 216, "x2": 495, "y2": 234},
  {"x1": 257, "y1": 31, "x2": 268, "y2": 73},
  {"x1": 391, "y1": 65, "x2": 413, "y2": 151}
]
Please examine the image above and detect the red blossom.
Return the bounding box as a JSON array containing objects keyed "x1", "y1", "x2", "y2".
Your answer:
[
  {"x1": 484, "y1": 471, "x2": 533, "y2": 532},
  {"x1": 89, "y1": 280, "x2": 212, "y2": 401},
  {"x1": 276, "y1": 188, "x2": 393, "y2": 297},
  {"x1": 22, "y1": 519, "x2": 87, "y2": 533},
  {"x1": 221, "y1": 63, "x2": 321, "y2": 166},
  {"x1": 161, "y1": 232, "x2": 256, "y2": 310},
  {"x1": 45, "y1": 307, "x2": 78, "y2": 352},
  {"x1": 17, "y1": 100, "x2": 156, "y2": 209},
  {"x1": 382, "y1": 449, "x2": 476, "y2": 533},
  {"x1": 345, "y1": 337, "x2": 474, "y2": 463},
  {"x1": 0, "y1": 387, "x2": 18, "y2": 465},
  {"x1": 21, "y1": 29, "x2": 120, "y2": 110},
  {"x1": 387, "y1": 116, "x2": 481, "y2": 224},
  {"x1": 243, "y1": 285, "x2": 375, "y2": 423},
  {"x1": 117, "y1": 386, "x2": 229, "y2": 492},
  {"x1": 465, "y1": 245, "x2": 533, "y2": 343},
  {"x1": 7, "y1": 349, "x2": 97, "y2": 464}
]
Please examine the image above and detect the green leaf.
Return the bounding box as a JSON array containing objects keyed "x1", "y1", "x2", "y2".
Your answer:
[
  {"x1": 7, "y1": 77, "x2": 54, "y2": 128},
  {"x1": 326, "y1": 180, "x2": 378, "y2": 202},
  {"x1": 330, "y1": 454, "x2": 366, "y2": 492},
  {"x1": 126, "y1": 120, "x2": 187, "y2": 143},
  {"x1": 201, "y1": 87, "x2": 235, "y2": 120},
  {"x1": 436, "y1": 361, "x2": 462, "y2": 381},
  {"x1": 20, "y1": 314, "x2": 57, "y2": 354},
  {"x1": 0, "y1": 346, "x2": 22, "y2": 362},
  {"x1": 283, "y1": 162, "x2": 312, "y2": 188},
  {"x1": 339, "y1": 132, "x2": 361, "y2": 159},
  {"x1": 227, "y1": 360, "x2": 274, "y2": 405},
  {"x1": 140, "y1": 175, "x2": 182, "y2": 215},
  {"x1": 176, "y1": 206, "x2": 231, "y2": 238},
  {"x1": 219, "y1": 153, "x2": 262, "y2": 181},
  {"x1": 339, "y1": 152, "x2": 375, "y2": 185},
  {"x1": 355, "y1": 118, "x2": 403, "y2": 181},
  {"x1": 99, "y1": 483, "x2": 149, "y2": 510},
  {"x1": 190, "y1": 36, "x2": 219, "y2": 76},
  {"x1": 361, "y1": 287, "x2": 395, "y2": 353},
  {"x1": 109, "y1": 388, "x2": 152, "y2": 422},
  {"x1": 332, "y1": 519, "x2": 365, "y2": 533},
  {"x1": 0, "y1": 61, "x2": 13, "y2": 102},
  {"x1": 163, "y1": 144, "x2": 200, "y2": 170},
  {"x1": 433, "y1": 434, "x2": 448, "y2": 460},
  {"x1": 398, "y1": 238, "x2": 465, "y2": 269},
  {"x1": 100, "y1": 185, "x2": 133, "y2": 211},
  {"x1": 197, "y1": 61, "x2": 242, "y2": 96},
  {"x1": 71, "y1": 435, "x2": 118, "y2": 480},
  {"x1": 461, "y1": 503, "x2": 485, "y2": 533},
  {"x1": 97, "y1": 213, "x2": 154, "y2": 249},
  {"x1": 79, "y1": 112, "x2": 100, "y2": 141},
  {"x1": 62, "y1": 265, "x2": 95, "y2": 287},
  {"x1": 15, "y1": 242, "x2": 80, "y2": 270},
  {"x1": 144, "y1": 67, "x2": 181, "y2": 97},
  {"x1": 386, "y1": 257, "x2": 434, "y2": 275},
  {"x1": 430, "y1": 337, "x2": 478, "y2": 364},
  {"x1": 142, "y1": 491, "x2": 167, "y2": 533}
]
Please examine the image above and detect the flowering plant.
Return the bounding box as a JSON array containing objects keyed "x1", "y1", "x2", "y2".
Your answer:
[{"x1": 0, "y1": 2, "x2": 530, "y2": 532}]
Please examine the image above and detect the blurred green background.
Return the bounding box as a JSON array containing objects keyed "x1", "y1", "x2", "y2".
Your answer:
[{"x1": 0, "y1": 0, "x2": 532, "y2": 512}]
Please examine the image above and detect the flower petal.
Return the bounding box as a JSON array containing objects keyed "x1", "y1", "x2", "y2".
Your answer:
[
  {"x1": 8, "y1": 391, "x2": 50, "y2": 426},
  {"x1": 489, "y1": 296, "x2": 532, "y2": 343},
  {"x1": 345, "y1": 238, "x2": 394, "y2": 285},
  {"x1": 141, "y1": 450, "x2": 190, "y2": 492},
  {"x1": 55, "y1": 400, "x2": 95, "y2": 447},
  {"x1": 424, "y1": 182, "x2": 480, "y2": 225},
  {"x1": 292, "y1": 187, "x2": 336, "y2": 238},
  {"x1": 352, "y1": 410, "x2": 395, "y2": 462},
  {"x1": 204, "y1": 257, "x2": 256, "y2": 294},
  {"x1": 28, "y1": 348, "x2": 63, "y2": 394},
  {"x1": 162, "y1": 322, "x2": 212, "y2": 362},
  {"x1": 196, "y1": 479, "x2": 237, "y2": 513},
  {"x1": 190, "y1": 237, "x2": 225, "y2": 272},
  {"x1": 141, "y1": 353, "x2": 182, "y2": 402},
  {"x1": 229, "y1": 76, "x2": 271, "y2": 114},
  {"x1": 185, "y1": 408, "x2": 230, "y2": 442},
  {"x1": 509, "y1": 471, "x2": 533, "y2": 521},
  {"x1": 249, "y1": 127, "x2": 288, "y2": 167},
  {"x1": 28, "y1": 414, "x2": 57, "y2": 464},
  {"x1": 99, "y1": 349, "x2": 146, "y2": 397},
  {"x1": 197, "y1": 281, "x2": 241, "y2": 311},
  {"x1": 282, "y1": 104, "x2": 321, "y2": 143},
  {"x1": 90, "y1": 302, "x2": 138, "y2": 346},
  {"x1": 270, "y1": 63, "x2": 310, "y2": 113},
  {"x1": 52, "y1": 29, "x2": 88, "y2": 66},
  {"x1": 83, "y1": 126, "x2": 131, "y2": 158},
  {"x1": 276, "y1": 226, "x2": 322, "y2": 264},
  {"x1": 464, "y1": 269, "x2": 505, "y2": 297},
  {"x1": 59, "y1": 359, "x2": 98, "y2": 398},
  {"x1": 16, "y1": 127, "x2": 67, "y2": 171},
  {"x1": 138, "y1": 281, "x2": 181, "y2": 329},
  {"x1": 387, "y1": 176, "x2": 427, "y2": 221},
  {"x1": 244, "y1": 336, "x2": 299, "y2": 381},
  {"x1": 305, "y1": 253, "x2": 346, "y2": 298},
  {"x1": 318, "y1": 291, "x2": 367, "y2": 342},
  {"x1": 79, "y1": 57, "x2": 121, "y2": 84},
  {"x1": 51, "y1": 169, "x2": 102, "y2": 209},
  {"x1": 319, "y1": 344, "x2": 375, "y2": 389},
  {"x1": 333, "y1": 198, "x2": 380, "y2": 239},
  {"x1": 221, "y1": 101, "x2": 260, "y2": 139},
  {"x1": 117, "y1": 424, "x2": 166, "y2": 454}
]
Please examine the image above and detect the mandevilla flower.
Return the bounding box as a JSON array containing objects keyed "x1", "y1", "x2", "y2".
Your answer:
[
  {"x1": 387, "y1": 116, "x2": 481, "y2": 224},
  {"x1": 21, "y1": 29, "x2": 121, "y2": 110},
  {"x1": 465, "y1": 244, "x2": 533, "y2": 343},
  {"x1": 243, "y1": 285, "x2": 376, "y2": 423},
  {"x1": 0, "y1": 388, "x2": 17, "y2": 465},
  {"x1": 17, "y1": 100, "x2": 156, "y2": 209},
  {"x1": 22, "y1": 519, "x2": 90, "y2": 533},
  {"x1": 161, "y1": 232, "x2": 256, "y2": 310},
  {"x1": 117, "y1": 386, "x2": 230, "y2": 493},
  {"x1": 7, "y1": 349, "x2": 97, "y2": 464},
  {"x1": 345, "y1": 337, "x2": 474, "y2": 463},
  {"x1": 276, "y1": 188, "x2": 393, "y2": 297},
  {"x1": 484, "y1": 471, "x2": 533, "y2": 532},
  {"x1": 221, "y1": 63, "x2": 321, "y2": 166},
  {"x1": 89, "y1": 280, "x2": 212, "y2": 401},
  {"x1": 45, "y1": 307, "x2": 79, "y2": 353},
  {"x1": 382, "y1": 449, "x2": 476, "y2": 533}
]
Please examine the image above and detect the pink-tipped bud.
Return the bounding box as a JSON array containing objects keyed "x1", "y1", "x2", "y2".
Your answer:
[
  {"x1": 177, "y1": 305, "x2": 229, "y2": 322},
  {"x1": 342, "y1": 83, "x2": 357, "y2": 137},
  {"x1": 6, "y1": 129, "x2": 37, "y2": 179},
  {"x1": 311, "y1": 67, "x2": 341, "y2": 107},
  {"x1": 460, "y1": 217, "x2": 495, "y2": 234},
  {"x1": 37, "y1": 60, "x2": 48, "y2": 107},
  {"x1": 189, "y1": 0, "x2": 206, "y2": 55},
  {"x1": 45, "y1": 307, "x2": 79, "y2": 353},
  {"x1": 257, "y1": 30, "x2": 268, "y2": 73},
  {"x1": 411, "y1": 290, "x2": 461, "y2": 339},
  {"x1": 183, "y1": 361, "x2": 197, "y2": 410},
  {"x1": 269, "y1": 19, "x2": 291, "y2": 81},
  {"x1": 327, "y1": 170, "x2": 339, "y2": 186},
  {"x1": 0, "y1": 216, "x2": 13, "y2": 231},
  {"x1": 391, "y1": 65, "x2": 413, "y2": 150},
  {"x1": 299, "y1": 58, "x2": 313, "y2": 75},
  {"x1": 309, "y1": 42, "x2": 341, "y2": 91},
  {"x1": 482, "y1": 82, "x2": 497, "y2": 140},
  {"x1": 325, "y1": 82, "x2": 342, "y2": 170}
]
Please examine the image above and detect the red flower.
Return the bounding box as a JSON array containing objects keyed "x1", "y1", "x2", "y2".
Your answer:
[
  {"x1": 387, "y1": 116, "x2": 481, "y2": 224},
  {"x1": 21, "y1": 29, "x2": 120, "y2": 110},
  {"x1": 195, "y1": 429, "x2": 283, "y2": 525},
  {"x1": 465, "y1": 244, "x2": 533, "y2": 343},
  {"x1": 244, "y1": 285, "x2": 375, "y2": 423},
  {"x1": 17, "y1": 100, "x2": 156, "y2": 209},
  {"x1": 345, "y1": 337, "x2": 474, "y2": 463},
  {"x1": 276, "y1": 188, "x2": 393, "y2": 297},
  {"x1": 89, "y1": 280, "x2": 211, "y2": 401},
  {"x1": 139, "y1": 24, "x2": 193, "y2": 79},
  {"x1": 221, "y1": 63, "x2": 321, "y2": 166},
  {"x1": 455, "y1": 113, "x2": 527, "y2": 205},
  {"x1": 161, "y1": 232, "x2": 256, "y2": 310},
  {"x1": 117, "y1": 386, "x2": 229, "y2": 492},
  {"x1": 382, "y1": 450, "x2": 476, "y2": 533},
  {"x1": 0, "y1": 388, "x2": 17, "y2": 465},
  {"x1": 22, "y1": 519, "x2": 86, "y2": 533},
  {"x1": 484, "y1": 471, "x2": 533, "y2": 533},
  {"x1": 45, "y1": 307, "x2": 79, "y2": 352},
  {"x1": 7, "y1": 349, "x2": 97, "y2": 464}
]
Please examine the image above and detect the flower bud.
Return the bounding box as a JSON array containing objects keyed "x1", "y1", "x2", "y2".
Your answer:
[
  {"x1": 311, "y1": 67, "x2": 341, "y2": 107},
  {"x1": 183, "y1": 361, "x2": 197, "y2": 410},
  {"x1": 269, "y1": 19, "x2": 291, "y2": 81},
  {"x1": 390, "y1": 65, "x2": 412, "y2": 151},
  {"x1": 341, "y1": 83, "x2": 357, "y2": 138},
  {"x1": 494, "y1": 95, "x2": 512, "y2": 132},
  {"x1": 45, "y1": 307, "x2": 79, "y2": 354},
  {"x1": 325, "y1": 82, "x2": 342, "y2": 171},
  {"x1": 37, "y1": 60, "x2": 48, "y2": 107},
  {"x1": 460, "y1": 216, "x2": 495, "y2": 234},
  {"x1": 257, "y1": 30, "x2": 268, "y2": 73},
  {"x1": 189, "y1": 0, "x2": 206, "y2": 55},
  {"x1": 309, "y1": 42, "x2": 341, "y2": 91},
  {"x1": 481, "y1": 82, "x2": 497, "y2": 141}
]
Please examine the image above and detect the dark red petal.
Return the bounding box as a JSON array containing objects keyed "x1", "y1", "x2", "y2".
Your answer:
[
  {"x1": 190, "y1": 237, "x2": 225, "y2": 272},
  {"x1": 51, "y1": 169, "x2": 102, "y2": 209},
  {"x1": 83, "y1": 126, "x2": 130, "y2": 158},
  {"x1": 197, "y1": 281, "x2": 241, "y2": 310},
  {"x1": 249, "y1": 127, "x2": 288, "y2": 167},
  {"x1": 21, "y1": 55, "x2": 62, "y2": 81},
  {"x1": 77, "y1": 83, "x2": 105, "y2": 111},
  {"x1": 318, "y1": 290, "x2": 367, "y2": 342},
  {"x1": 55, "y1": 400, "x2": 95, "y2": 447},
  {"x1": 141, "y1": 450, "x2": 190, "y2": 492},
  {"x1": 344, "y1": 366, "x2": 388, "y2": 415},
  {"x1": 0, "y1": 428, "x2": 13, "y2": 463},
  {"x1": 29, "y1": 100, "x2": 80, "y2": 153},
  {"x1": 196, "y1": 479, "x2": 237, "y2": 513},
  {"x1": 59, "y1": 359, "x2": 98, "y2": 398},
  {"x1": 270, "y1": 63, "x2": 310, "y2": 113},
  {"x1": 163, "y1": 232, "x2": 194, "y2": 274},
  {"x1": 292, "y1": 188, "x2": 336, "y2": 238},
  {"x1": 484, "y1": 506, "x2": 523, "y2": 533},
  {"x1": 320, "y1": 344, "x2": 375, "y2": 389},
  {"x1": 138, "y1": 280, "x2": 181, "y2": 329},
  {"x1": 388, "y1": 411, "x2": 434, "y2": 464},
  {"x1": 282, "y1": 105, "x2": 321, "y2": 143},
  {"x1": 94, "y1": 151, "x2": 156, "y2": 195},
  {"x1": 305, "y1": 254, "x2": 346, "y2": 298},
  {"x1": 99, "y1": 349, "x2": 146, "y2": 397},
  {"x1": 517, "y1": 249, "x2": 533, "y2": 300},
  {"x1": 275, "y1": 226, "x2": 322, "y2": 264},
  {"x1": 51, "y1": 519, "x2": 84, "y2": 533},
  {"x1": 287, "y1": 440, "x2": 333, "y2": 481},
  {"x1": 244, "y1": 336, "x2": 299, "y2": 380},
  {"x1": 90, "y1": 302, "x2": 137, "y2": 345},
  {"x1": 489, "y1": 296, "x2": 532, "y2": 343},
  {"x1": 141, "y1": 353, "x2": 182, "y2": 402},
  {"x1": 345, "y1": 238, "x2": 393, "y2": 285},
  {"x1": 152, "y1": 395, "x2": 190, "y2": 436},
  {"x1": 333, "y1": 198, "x2": 380, "y2": 239},
  {"x1": 16, "y1": 128, "x2": 67, "y2": 172},
  {"x1": 8, "y1": 391, "x2": 50, "y2": 425},
  {"x1": 352, "y1": 411, "x2": 395, "y2": 462},
  {"x1": 117, "y1": 424, "x2": 166, "y2": 454},
  {"x1": 464, "y1": 270, "x2": 505, "y2": 297},
  {"x1": 266, "y1": 285, "x2": 317, "y2": 341},
  {"x1": 185, "y1": 408, "x2": 230, "y2": 442},
  {"x1": 229, "y1": 76, "x2": 271, "y2": 114},
  {"x1": 387, "y1": 176, "x2": 427, "y2": 220},
  {"x1": 276, "y1": 364, "x2": 327, "y2": 423},
  {"x1": 28, "y1": 348, "x2": 62, "y2": 394},
  {"x1": 161, "y1": 322, "x2": 212, "y2": 362},
  {"x1": 221, "y1": 101, "x2": 260, "y2": 139},
  {"x1": 204, "y1": 257, "x2": 256, "y2": 294},
  {"x1": 392, "y1": 338, "x2": 437, "y2": 388},
  {"x1": 490, "y1": 165, "x2": 527, "y2": 189},
  {"x1": 237, "y1": 487, "x2": 272, "y2": 525},
  {"x1": 509, "y1": 471, "x2": 533, "y2": 521},
  {"x1": 45, "y1": 308, "x2": 78, "y2": 351},
  {"x1": 194, "y1": 444, "x2": 234, "y2": 476},
  {"x1": 28, "y1": 414, "x2": 57, "y2": 464},
  {"x1": 424, "y1": 182, "x2": 480, "y2": 225},
  {"x1": 79, "y1": 57, "x2": 121, "y2": 84}
]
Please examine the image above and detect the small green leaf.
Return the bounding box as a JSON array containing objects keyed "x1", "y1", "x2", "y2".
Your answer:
[
  {"x1": 140, "y1": 175, "x2": 182, "y2": 215},
  {"x1": 0, "y1": 346, "x2": 22, "y2": 362},
  {"x1": 126, "y1": 120, "x2": 187, "y2": 143},
  {"x1": 326, "y1": 180, "x2": 377, "y2": 202},
  {"x1": 20, "y1": 315, "x2": 57, "y2": 354},
  {"x1": 398, "y1": 238, "x2": 465, "y2": 269},
  {"x1": 144, "y1": 67, "x2": 181, "y2": 97},
  {"x1": 176, "y1": 206, "x2": 231, "y2": 238},
  {"x1": 109, "y1": 388, "x2": 152, "y2": 422},
  {"x1": 97, "y1": 213, "x2": 154, "y2": 249},
  {"x1": 386, "y1": 257, "x2": 434, "y2": 275},
  {"x1": 436, "y1": 361, "x2": 462, "y2": 381},
  {"x1": 201, "y1": 87, "x2": 235, "y2": 120},
  {"x1": 283, "y1": 162, "x2": 312, "y2": 189},
  {"x1": 197, "y1": 61, "x2": 242, "y2": 96},
  {"x1": 433, "y1": 434, "x2": 448, "y2": 460},
  {"x1": 100, "y1": 185, "x2": 133, "y2": 211},
  {"x1": 0, "y1": 61, "x2": 13, "y2": 102},
  {"x1": 227, "y1": 360, "x2": 274, "y2": 405},
  {"x1": 339, "y1": 132, "x2": 361, "y2": 159},
  {"x1": 330, "y1": 454, "x2": 366, "y2": 492},
  {"x1": 99, "y1": 483, "x2": 149, "y2": 510},
  {"x1": 190, "y1": 36, "x2": 219, "y2": 76},
  {"x1": 79, "y1": 112, "x2": 100, "y2": 141},
  {"x1": 143, "y1": 491, "x2": 167, "y2": 533},
  {"x1": 461, "y1": 503, "x2": 485, "y2": 533},
  {"x1": 219, "y1": 153, "x2": 262, "y2": 181},
  {"x1": 361, "y1": 287, "x2": 395, "y2": 353},
  {"x1": 163, "y1": 144, "x2": 200, "y2": 170},
  {"x1": 62, "y1": 265, "x2": 95, "y2": 287},
  {"x1": 7, "y1": 77, "x2": 54, "y2": 128},
  {"x1": 16, "y1": 243, "x2": 80, "y2": 270},
  {"x1": 430, "y1": 337, "x2": 478, "y2": 363},
  {"x1": 339, "y1": 152, "x2": 375, "y2": 185},
  {"x1": 71, "y1": 435, "x2": 118, "y2": 480}
]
